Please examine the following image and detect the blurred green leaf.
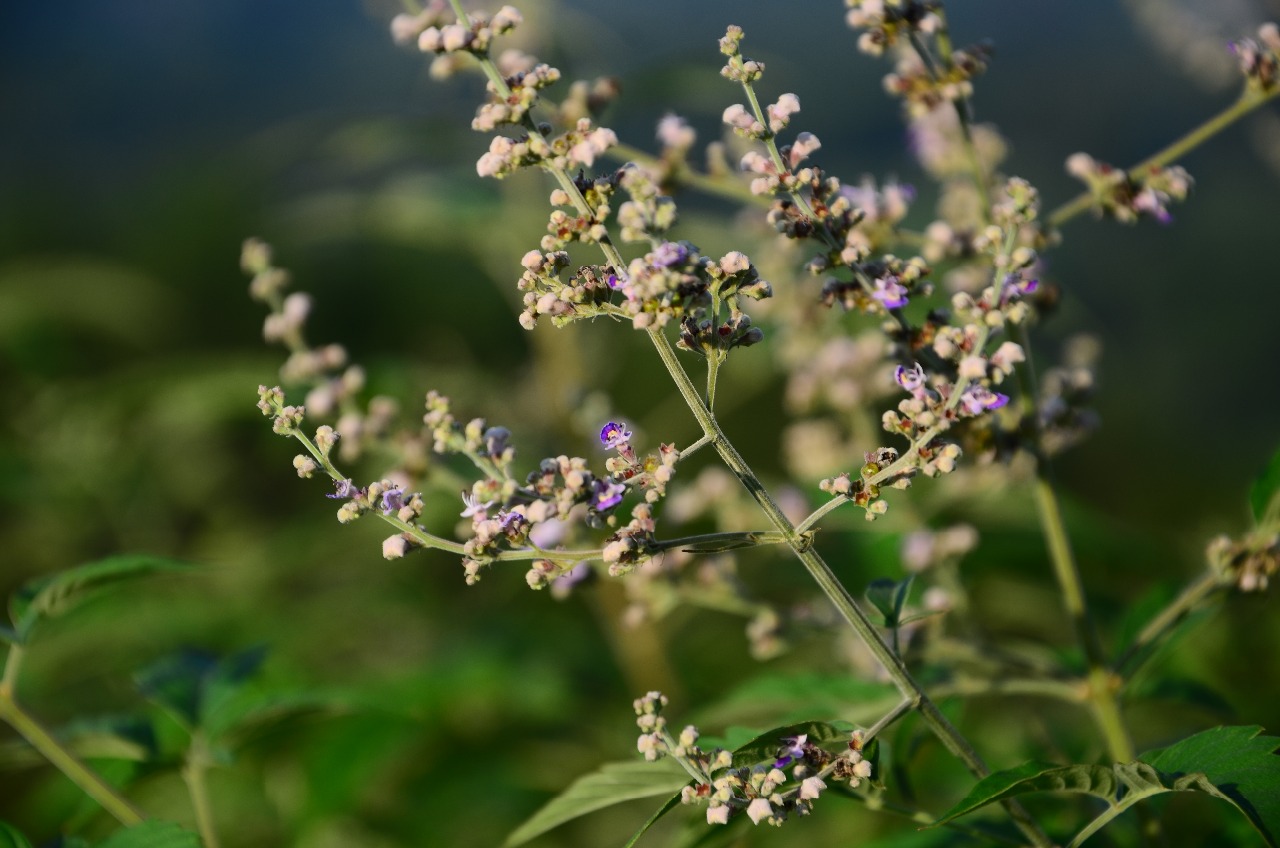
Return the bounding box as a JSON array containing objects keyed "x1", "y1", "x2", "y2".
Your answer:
[
  {"x1": 865, "y1": 576, "x2": 913, "y2": 628},
  {"x1": 0, "y1": 821, "x2": 35, "y2": 848},
  {"x1": 135, "y1": 646, "x2": 266, "y2": 732},
  {"x1": 8, "y1": 555, "x2": 195, "y2": 646},
  {"x1": 93, "y1": 821, "x2": 200, "y2": 848},
  {"x1": 1143, "y1": 725, "x2": 1280, "y2": 846},
  {"x1": 1109, "y1": 581, "x2": 1177, "y2": 660},
  {"x1": 1127, "y1": 677, "x2": 1233, "y2": 719},
  {"x1": 502, "y1": 758, "x2": 690, "y2": 848},
  {"x1": 1249, "y1": 447, "x2": 1280, "y2": 524},
  {"x1": 203, "y1": 684, "x2": 362, "y2": 749},
  {"x1": 698, "y1": 672, "x2": 898, "y2": 727}
]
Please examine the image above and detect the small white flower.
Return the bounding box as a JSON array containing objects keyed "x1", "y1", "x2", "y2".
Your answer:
[{"x1": 746, "y1": 797, "x2": 773, "y2": 824}]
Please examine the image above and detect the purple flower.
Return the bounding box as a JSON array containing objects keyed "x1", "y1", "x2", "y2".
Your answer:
[
  {"x1": 774, "y1": 734, "x2": 808, "y2": 768},
  {"x1": 381, "y1": 487, "x2": 407, "y2": 514},
  {"x1": 551, "y1": 561, "x2": 592, "y2": 595},
  {"x1": 651, "y1": 241, "x2": 689, "y2": 268},
  {"x1": 959, "y1": 385, "x2": 1009, "y2": 416},
  {"x1": 592, "y1": 477, "x2": 627, "y2": 511},
  {"x1": 460, "y1": 491, "x2": 495, "y2": 518},
  {"x1": 871, "y1": 275, "x2": 909, "y2": 310},
  {"x1": 326, "y1": 478, "x2": 362, "y2": 500},
  {"x1": 496, "y1": 510, "x2": 525, "y2": 535},
  {"x1": 606, "y1": 272, "x2": 621, "y2": 289},
  {"x1": 1000, "y1": 274, "x2": 1039, "y2": 306},
  {"x1": 894, "y1": 362, "x2": 926, "y2": 393},
  {"x1": 600, "y1": 421, "x2": 632, "y2": 450}
]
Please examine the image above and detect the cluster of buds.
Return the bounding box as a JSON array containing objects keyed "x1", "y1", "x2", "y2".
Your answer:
[
  {"x1": 1207, "y1": 530, "x2": 1279, "y2": 592},
  {"x1": 718, "y1": 26, "x2": 765, "y2": 85},
  {"x1": 780, "y1": 171, "x2": 920, "y2": 270},
  {"x1": 882, "y1": 44, "x2": 991, "y2": 118},
  {"x1": 246, "y1": 240, "x2": 406, "y2": 465},
  {"x1": 405, "y1": 4, "x2": 523, "y2": 59},
  {"x1": 516, "y1": 251, "x2": 616, "y2": 330},
  {"x1": 541, "y1": 170, "x2": 620, "y2": 249},
  {"x1": 1065, "y1": 153, "x2": 1193, "y2": 225},
  {"x1": 601, "y1": 422, "x2": 680, "y2": 505},
  {"x1": 616, "y1": 165, "x2": 679, "y2": 242},
  {"x1": 1230, "y1": 23, "x2": 1280, "y2": 93},
  {"x1": 635, "y1": 693, "x2": 873, "y2": 828},
  {"x1": 844, "y1": 0, "x2": 941, "y2": 56},
  {"x1": 715, "y1": 52, "x2": 931, "y2": 320},
  {"x1": 409, "y1": 4, "x2": 618, "y2": 181},
  {"x1": 1037, "y1": 336, "x2": 1101, "y2": 456},
  {"x1": 516, "y1": 243, "x2": 755, "y2": 333},
  {"x1": 326, "y1": 478, "x2": 426, "y2": 539},
  {"x1": 423, "y1": 391, "x2": 517, "y2": 476},
  {"x1": 819, "y1": 457, "x2": 893, "y2": 520},
  {"x1": 475, "y1": 117, "x2": 617, "y2": 179}
]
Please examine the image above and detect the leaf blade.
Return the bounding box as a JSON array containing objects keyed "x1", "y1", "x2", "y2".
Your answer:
[{"x1": 502, "y1": 758, "x2": 691, "y2": 848}]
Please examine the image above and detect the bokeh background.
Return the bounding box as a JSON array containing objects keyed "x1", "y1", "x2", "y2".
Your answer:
[{"x1": 2, "y1": 0, "x2": 1279, "y2": 845}]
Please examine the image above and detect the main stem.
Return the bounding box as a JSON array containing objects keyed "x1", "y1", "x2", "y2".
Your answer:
[
  {"x1": 0, "y1": 654, "x2": 146, "y2": 827},
  {"x1": 1011, "y1": 327, "x2": 1134, "y2": 764},
  {"x1": 646, "y1": 326, "x2": 1051, "y2": 847}
]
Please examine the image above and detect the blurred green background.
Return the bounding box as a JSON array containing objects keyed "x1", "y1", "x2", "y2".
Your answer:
[{"x1": 2, "y1": 0, "x2": 1279, "y2": 845}]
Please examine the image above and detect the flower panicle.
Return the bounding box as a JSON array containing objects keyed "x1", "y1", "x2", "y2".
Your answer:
[{"x1": 634, "y1": 694, "x2": 874, "y2": 828}]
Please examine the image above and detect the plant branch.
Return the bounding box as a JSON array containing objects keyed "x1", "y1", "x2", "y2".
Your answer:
[
  {"x1": 644, "y1": 325, "x2": 1051, "y2": 847},
  {"x1": 1047, "y1": 86, "x2": 1280, "y2": 229},
  {"x1": 0, "y1": 667, "x2": 146, "y2": 827}
]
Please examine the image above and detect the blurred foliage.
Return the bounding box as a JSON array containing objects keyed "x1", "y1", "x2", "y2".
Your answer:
[{"x1": 2, "y1": 1, "x2": 1279, "y2": 846}]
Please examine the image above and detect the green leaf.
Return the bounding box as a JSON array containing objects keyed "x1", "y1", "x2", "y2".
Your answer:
[
  {"x1": 1143, "y1": 725, "x2": 1280, "y2": 846},
  {"x1": 0, "y1": 821, "x2": 35, "y2": 848},
  {"x1": 1249, "y1": 447, "x2": 1280, "y2": 524},
  {"x1": 0, "y1": 624, "x2": 19, "y2": 646},
  {"x1": 933, "y1": 760, "x2": 1227, "y2": 844},
  {"x1": 697, "y1": 672, "x2": 898, "y2": 727},
  {"x1": 135, "y1": 646, "x2": 266, "y2": 731},
  {"x1": 865, "y1": 576, "x2": 913, "y2": 628},
  {"x1": 622, "y1": 790, "x2": 684, "y2": 848},
  {"x1": 203, "y1": 685, "x2": 361, "y2": 749},
  {"x1": 8, "y1": 555, "x2": 194, "y2": 645},
  {"x1": 933, "y1": 729, "x2": 1280, "y2": 847},
  {"x1": 502, "y1": 758, "x2": 691, "y2": 848},
  {"x1": 94, "y1": 821, "x2": 201, "y2": 848},
  {"x1": 1127, "y1": 677, "x2": 1233, "y2": 720}
]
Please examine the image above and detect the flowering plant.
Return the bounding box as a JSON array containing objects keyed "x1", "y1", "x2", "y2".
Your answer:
[{"x1": 3, "y1": 2, "x2": 1280, "y2": 846}]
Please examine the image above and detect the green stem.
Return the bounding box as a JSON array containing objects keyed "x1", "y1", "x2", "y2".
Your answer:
[
  {"x1": 1047, "y1": 87, "x2": 1280, "y2": 229},
  {"x1": 705, "y1": 354, "x2": 722, "y2": 410},
  {"x1": 182, "y1": 733, "x2": 221, "y2": 848},
  {"x1": 865, "y1": 697, "x2": 914, "y2": 741},
  {"x1": 1010, "y1": 326, "x2": 1135, "y2": 763},
  {"x1": 644, "y1": 326, "x2": 1052, "y2": 848},
  {"x1": 679, "y1": 433, "x2": 714, "y2": 459},
  {"x1": 0, "y1": 664, "x2": 146, "y2": 827}
]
